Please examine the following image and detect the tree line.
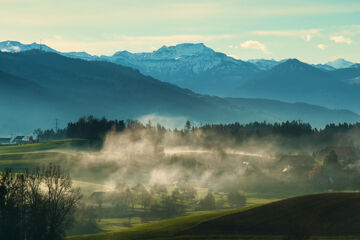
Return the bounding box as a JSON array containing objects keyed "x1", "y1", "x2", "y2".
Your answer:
[
  {"x1": 34, "y1": 116, "x2": 360, "y2": 149},
  {"x1": 81, "y1": 182, "x2": 246, "y2": 225}
]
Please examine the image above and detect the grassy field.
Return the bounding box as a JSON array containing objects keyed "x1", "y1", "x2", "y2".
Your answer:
[
  {"x1": 0, "y1": 139, "x2": 87, "y2": 154},
  {"x1": 75, "y1": 193, "x2": 279, "y2": 235},
  {"x1": 0, "y1": 139, "x2": 88, "y2": 169},
  {"x1": 66, "y1": 208, "x2": 253, "y2": 240},
  {"x1": 183, "y1": 193, "x2": 360, "y2": 237},
  {"x1": 66, "y1": 193, "x2": 360, "y2": 240},
  {"x1": 66, "y1": 204, "x2": 360, "y2": 240},
  {"x1": 97, "y1": 218, "x2": 143, "y2": 232}
]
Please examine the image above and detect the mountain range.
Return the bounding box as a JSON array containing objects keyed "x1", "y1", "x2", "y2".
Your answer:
[
  {"x1": 235, "y1": 59, "x2": 360, "y2": 112},
  {"x1": 1, "y1": 41, "x2": 360, "y2": 134},
  {"x1": 1, "y1": 41, "x2": 359, "y2": 99},
  {"x1": 0, "y1": 49, "x2": 358, "y2": 135}
]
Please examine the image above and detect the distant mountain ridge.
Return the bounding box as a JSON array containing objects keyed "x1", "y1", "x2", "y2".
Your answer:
[
  {"x1": 235, "y1": 58, "x2": 360, "y2": 112},
  {"x1": 2, "y1": 41, "x2": 358, "y2": 98},
  {"x1": 1, "y1": 40, "x2": 360, "y2": 118},
  {"x1": 0, "y1": 41, "x2": 56, "y2": 53},
  {"x1": 101, "y1": 43, "x2": 260, "y2": 96},
  {"x1": 248, "y1": 59, "x2": 283, "y2": 70},
  {"x1": 326, "y1": 58, "x2": 356, "y2": 69},
  {"x1": 0, "y1": 50, "x2": 358, "y2": 135}
]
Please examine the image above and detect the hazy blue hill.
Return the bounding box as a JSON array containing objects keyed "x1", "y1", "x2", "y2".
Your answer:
[
  {"x1": 0, "y1": 70, "x2": 65, "y2": 135},
  {"x1": 235, "y1": 59, "x2": 360, "y2": 112},
  {"x1": 0, "y1": 50, "x2": 261, "y2": 128},
  {"x1": 226, "y1": 98, "x2": 360, "y2": 127},
  {"x1": 332, "y1": 64, "x2": 360, "y2": 82},
  {"x1": 0, "y1": 70, "x2": 43, "y2": 93}
]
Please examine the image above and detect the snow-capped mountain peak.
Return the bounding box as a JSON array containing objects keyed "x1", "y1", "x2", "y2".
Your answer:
[
  {"x1": 112, "y1": 43, "x2": 215, "y2": 60},
  {"x1": 0, "y1": 40, "x2": 56, "y2": 53},
  {"x1": 152, "y1": 43, "x2": 214, "y2": 58},
  {"x1": 326, "y1": 58, "x2": 354, "y2": 69},
  {"x1": 248, "y1": 59, "x2": 281, "y2": 71}
]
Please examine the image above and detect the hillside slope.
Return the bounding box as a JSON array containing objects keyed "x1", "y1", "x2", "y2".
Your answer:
[
  {"x1": 226, "y1": 98, "x2": 360, "y2": 126},
  {"x1": 0, "y1": 50, "x2": 264, "y2": 134},
  {"x1": 0, "y1": 70, "x2": 65, "y2": 134},
  {"x1": 67, "y1": 193, "x2": 360, "y2": 240},
  {"x1": 235, "y1": 59, "x2": 360, "y2": 112},
  {"x1": 66, "y1": 209, "x2": 245, "y2": 240},
  {"x1": 0, "y1": 51, "x2": 247, "y2": 119},
  {"x1": 182, "y1": 193, "x2": 360, "y2": 236}
]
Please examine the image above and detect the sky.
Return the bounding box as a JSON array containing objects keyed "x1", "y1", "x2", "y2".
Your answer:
[{"x1": 0, "y1": 0, "x2": 359, "y2": 63}]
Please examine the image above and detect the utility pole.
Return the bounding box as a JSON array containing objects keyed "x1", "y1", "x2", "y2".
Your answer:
[{"x1": 55, "y1": 118, "x2": 58, "y2": 132}]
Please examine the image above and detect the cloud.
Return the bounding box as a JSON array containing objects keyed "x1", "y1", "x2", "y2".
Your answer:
[
  {"x1": 42, "y1": 34, "x2": 234, "y2": 55},
  {"x1": 304, "y1": 35, "x2": 312, "y2": 42},
  {"x1": 336, "y1": 25, "x2": 360, "y2": 36},
  {"x1": 240, "y1": 40, "x2": 267, "y2": 52},
  {"x1": 253, "y1": 29, "x2": 320, "y2": 42},
  {"x1": 0, "y1": 1, "x2": 224, "y2": 27},
  {"x1": 317, "y1": 44, "x2": 326, "y2": 50},
  {"x1": 228, "y1": 45, "x2": 238, "y2": 49},
  {"x1": 119, "y1": 34, "x2": 234, "y2": 43},
  {"x1": 330, "y1": 35, "x2": 352, "y2": 45}
]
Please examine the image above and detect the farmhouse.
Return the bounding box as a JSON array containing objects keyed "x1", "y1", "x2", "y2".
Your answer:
[
  {"x1": 277, "y1": 153, "x2": 315, "y2": 177},
  {"x1": 11, "y1": 136, "x2": 25, "y2": 144}
]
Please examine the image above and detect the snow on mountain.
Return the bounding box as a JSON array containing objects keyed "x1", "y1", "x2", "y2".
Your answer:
[
  {"x1": 2, "y1": 40, "x2": 359, "y2": 98},
  {"x1": 326, "y1": 58, "x2": 355, "y2": 69},
  {"x1": 248, "y1": 59, "x2": 282, "y2": 70},
  {"x1": 143, "y1": 43, "x2": 215, "y2": 59},
  {"x1": 99, "y1": 43, "x2": 260, "y2": 95},
  {"x1": 0, "y1": 40, "x2": 98, "y2": 61},
  {"x1": 106, "y1": 43, "x2": 244, "y2": 74},
  {"x1": 313, "y1": 64, "x2": 336, "y2": 71},
  {"x1": 0, "y1": 40, "x2": 57, "y2": 53},
  {"x1": 64, "y1": 51, "x2": 98, "y2": 61}
]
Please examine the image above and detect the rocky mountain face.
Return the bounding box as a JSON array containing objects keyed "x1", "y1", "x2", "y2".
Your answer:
[{"x1": 101, "y1": 43, "x2": 260, "y2": 96}]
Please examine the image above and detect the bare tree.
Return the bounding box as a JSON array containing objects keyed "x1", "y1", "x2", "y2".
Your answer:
[
  {"x1": 0, "y1": 165, "x2": 82, "y2": 240},
  {"x1": 41, "y1": 165, "x2": 82, "y2": 240}
]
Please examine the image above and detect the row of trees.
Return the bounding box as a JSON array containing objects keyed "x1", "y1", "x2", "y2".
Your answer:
[
  {"x1": 0, "y1": 165, "x2": 81, "y2": 240},
  {"x1": 87, "y1": 183, "x2": 247, "y2": 221},
  {"x1": 34, "y1": 116, "x2": 360, "y2": 148},
  {"x1": 34, "y1": 116, "x2": 127, "y2": 142}
]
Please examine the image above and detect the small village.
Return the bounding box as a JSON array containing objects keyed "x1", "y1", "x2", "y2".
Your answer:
[{"x1": 0, "y1": 136, "x2": 36, "y2": 145}]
